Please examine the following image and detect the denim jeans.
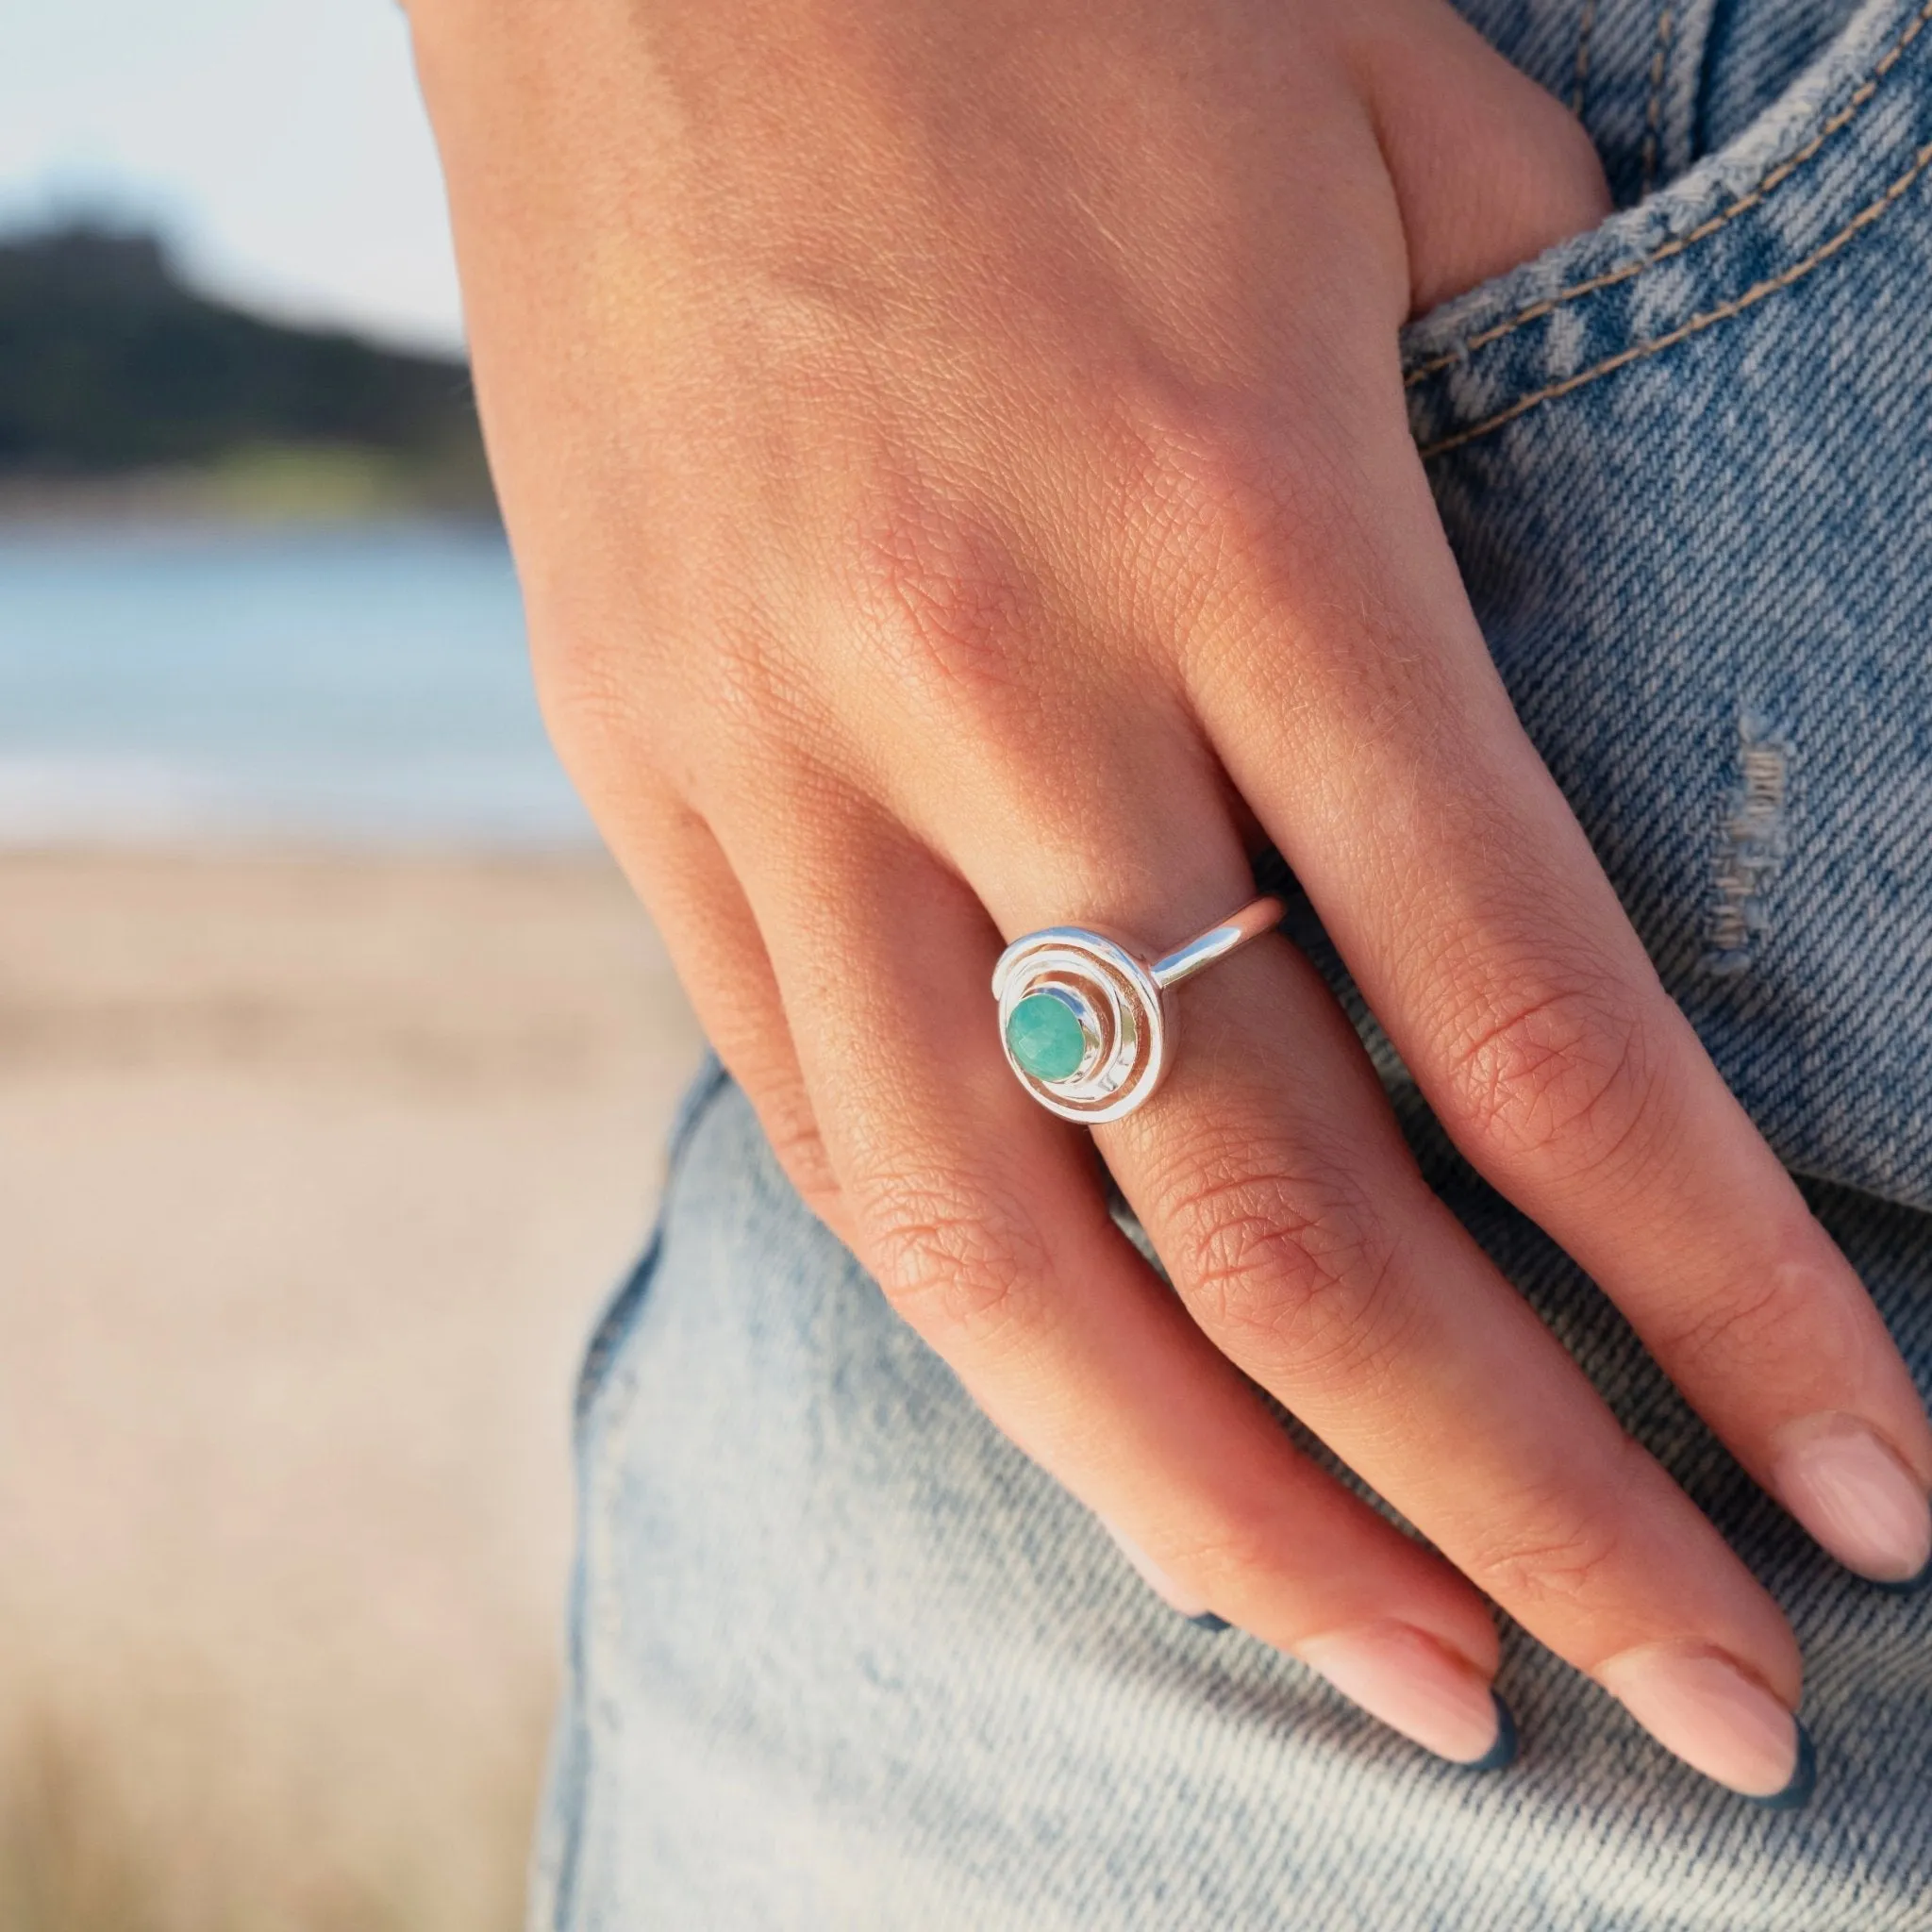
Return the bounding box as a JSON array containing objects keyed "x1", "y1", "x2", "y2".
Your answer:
[{"x1": 532, "y1": 0, "x2": 1932, "y2": 1923}]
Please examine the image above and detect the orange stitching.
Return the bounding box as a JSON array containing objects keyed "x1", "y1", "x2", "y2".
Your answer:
[
  {"x1": 1405, "y1": 0, "x2": 1932, "y2": 386},
  {"x1": 1641, "y1": 4, "x2": 1675, "y2": 197},
  {"x1": 1418, "y1": 136, "x2": 1932, "y2": 458},
  {"x1": 1572, "y1": 0, "x2": 1599, "y2": 116}
]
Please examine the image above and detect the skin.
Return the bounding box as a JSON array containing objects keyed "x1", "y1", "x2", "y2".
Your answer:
[{"x1": 408, "y1": 0, "x2": 1932, "y2": 1787}]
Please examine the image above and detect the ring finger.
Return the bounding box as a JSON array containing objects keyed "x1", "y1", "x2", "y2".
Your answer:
[
  {"x1": 942, "y1": 769, "x2": 1810, "y2": 1801},
  {"x1": 712, "y1": 782, "x2": 1521, "y2": 1765}
]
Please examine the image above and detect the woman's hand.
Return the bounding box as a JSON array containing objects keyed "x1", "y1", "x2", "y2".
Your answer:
[{"x1": 411, "y1": 0, "x2": 1932, "y2": 1794}]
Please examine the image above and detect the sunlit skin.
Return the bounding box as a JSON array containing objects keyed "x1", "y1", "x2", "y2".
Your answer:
[{"x1": 409, "y1": 0, "x2": 1932, "y2": 1790}]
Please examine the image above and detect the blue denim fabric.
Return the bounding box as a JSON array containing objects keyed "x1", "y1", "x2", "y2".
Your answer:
[
  {"x1": 1455, "y1": 0, "x2": 1871, "y2": 204},
  {"x1": 532, "y1": 1, "x2": 1932, "y2": 1924}
]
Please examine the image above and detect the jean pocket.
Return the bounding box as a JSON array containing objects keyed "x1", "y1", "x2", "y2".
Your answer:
[
  {"x1": 1393, "y1": 0, "x2": 1932, "y2": 1215},
  {"x1": 1402, "y1": 0, "x2": 1932, "y2": 460}
]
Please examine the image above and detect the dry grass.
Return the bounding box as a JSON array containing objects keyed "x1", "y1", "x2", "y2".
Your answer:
[
  {"x1": 1, "y1": 1721, "x2": 157, "y2": 1932},
  {"x1": 0, "y1": 850, "x2": 703, "y2": 1932},
  {"x1": 0, "y1": 1695, "x2": 540, "y2": 1932}
]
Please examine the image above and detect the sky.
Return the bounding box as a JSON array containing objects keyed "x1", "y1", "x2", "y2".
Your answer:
[{"x1": 0, "y1": 0, "x2": 465, "y2": 353}]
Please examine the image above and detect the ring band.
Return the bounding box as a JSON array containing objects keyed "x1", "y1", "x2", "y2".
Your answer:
[{"x1": 992, "y1": 893, "x2": 1285, "y2": 1123}]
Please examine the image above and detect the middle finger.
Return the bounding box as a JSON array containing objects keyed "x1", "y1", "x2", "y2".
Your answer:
[{"x1": 953, "y1": 776, "x2": 1811, "y2": 1800}]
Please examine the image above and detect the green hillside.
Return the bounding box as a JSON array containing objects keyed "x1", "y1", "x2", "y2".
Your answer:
[{"x1": 0, "y1": 225, "x2": 493, "y2": 513}]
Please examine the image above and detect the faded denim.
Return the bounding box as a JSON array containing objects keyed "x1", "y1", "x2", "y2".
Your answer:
[{"x1": 532, "y1": 0, "x2": 1932, "y2": 1924}]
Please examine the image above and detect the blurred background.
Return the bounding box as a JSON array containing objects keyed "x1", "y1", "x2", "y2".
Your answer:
[{"x1": 0, "y1": 3, "x2": 703, "y2": 1926}]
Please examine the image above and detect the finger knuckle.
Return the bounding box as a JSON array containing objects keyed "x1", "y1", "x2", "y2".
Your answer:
[
  {"x1": 1141, "y1": 408, "x2": 1283, "y2": 556},
  {"x1": 1129, "y1": 413, "x2": 1307, "y2": 619},
  {"x1": 1438, "y1": 967, "x2": 1660, "y2": 1181},
  {"x1": 1152, "y1": 1141, "x2": 1404, "y2": 1378},
  {"x1": 1460, "y1": 1492, "x2": 1628, "y2": 1616},
  {"x1": 1153, "y1": 1516, "x2": 1282, "y2": 1595},
  {"x1": 527, "y1": 615, "x2": 652, "y2": 763},
  {"x1": 525, "y1": 619, "x2": 697, "y2": 800},
  {"x1": 838, "y1": 486, "x2": 1037, "y2": 724},
  {"x1": 858, "y1": 1171, "x2": 1049, "y2": 1357},
  {"x1": 1647, "y1": 1256, "x2": 1827, "y2": 1391},
  {"x1": 760, "y1": 1099, "x2": 842, "y2": 1220}
]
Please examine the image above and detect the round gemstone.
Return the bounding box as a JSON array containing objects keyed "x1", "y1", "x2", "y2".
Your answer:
[{"x1": 1005, "y1": 991, "x2": 1091, "y2": 1082}]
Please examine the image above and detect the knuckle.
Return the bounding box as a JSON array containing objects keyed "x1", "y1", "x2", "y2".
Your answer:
[
  {"x1": 533, "y1": 591, "x2": 826, "y2": 809},
  {"x1": 837, "y1": 486, "x2": 1036, "y2": 723},
  {"x1": 527, "y1": 617, "x2": 652, "y2": 765},
  {"x1": 1437, "y1": 967, "x2": 1661, "y2": 1180},
  {"x1": 1151, "y1": 1139, "x2": 1404, "y2": 1379},
  {"x1": 1152, "y1": 1516, "x2": 1282, "y2": 1595},
  {"x1": 858, "y1": 1171, "x2": 1049, "y2": 1357},
  {"x1": 759, "y1": 1098, "x2": 842, "y2": 1219},
  {"x1": 1108, "y1": 379, "x2": 1363, "y2": 653},
  {"x1": 1141, "y1": 409, "x2": 1283, "y2": 553},
  {"x1": 1129, "y1": 408, "x2": 1305, "y2": 613},
  {"x1": 1647, "y1": 1257, "x2": 1826, "y2": 1390},
  {"x1": 1459, "y1": 1490, "x2": 1629, "y2": 1616}
]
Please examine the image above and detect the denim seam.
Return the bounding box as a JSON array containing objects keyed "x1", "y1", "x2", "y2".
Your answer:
[
  {"x1": 1405, "y1": 0, "x2": 1932, "y2": 386},
  {"x1": 572, "y1": 1052, "x2": 732, "y2": 1428},
  {"x1": 1572, "y1": 0, "x2": 1601, "y2": 115},
  {"x1": 545, "y1": 1064, "x2": 736, "y2": 1932},
  {"x1": 1641, "y1": 2, "x2": 1677, "y2": 195},
  {"x1": 1417, "y1": 129, "x2": 1932, "y2": 457}
]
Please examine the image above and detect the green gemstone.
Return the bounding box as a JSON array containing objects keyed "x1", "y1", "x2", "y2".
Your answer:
[{"x1": 1006, "y1": 991, "x2": 1091, "y2": 1081}]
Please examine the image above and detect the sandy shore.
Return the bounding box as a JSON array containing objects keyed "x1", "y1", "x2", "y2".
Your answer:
[{"x1": 0, "y1": 849, "x2": 703, "y2": 1931}]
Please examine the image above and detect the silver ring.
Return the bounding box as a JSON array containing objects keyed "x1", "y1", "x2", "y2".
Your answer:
[{"x1": 991, "y1": 894, "x2": 1285, "y2": 1123}]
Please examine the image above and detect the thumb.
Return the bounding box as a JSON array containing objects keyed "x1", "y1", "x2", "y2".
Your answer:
[{"x1": 1354, "y1": 0, "x2": 1613, "y2": 316}]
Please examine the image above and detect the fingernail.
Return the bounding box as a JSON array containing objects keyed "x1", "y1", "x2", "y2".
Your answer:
[
  {"x1": 1098, "y1": 1520, "x2": 1217, "y2": 1622},
  {"x1": 1772, "y1": 1415, "x2": 1932, "y2": 1587},
  {"x1": 1757, "y1": 1719, "x2": 1818, "y2": 1809},
  {"x1": 1598, "y1": 1646, "x2": 1808, "y2": 1802},
  {"x1": 1297, "y1": 1624, "x2": 1512, "y2": 1767}
]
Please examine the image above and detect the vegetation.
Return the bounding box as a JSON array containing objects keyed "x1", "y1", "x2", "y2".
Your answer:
[
  {"x1": 0, "y1": 225, "x2": 494, "y2": 515},
  {"x1": 0, "y1": 1709, "x2": 534, "y2": 1932}
]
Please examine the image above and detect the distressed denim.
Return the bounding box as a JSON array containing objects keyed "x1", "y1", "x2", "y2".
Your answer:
[{"x1": 532, "y1": 0, "x2": 1932, "y2": 1924}]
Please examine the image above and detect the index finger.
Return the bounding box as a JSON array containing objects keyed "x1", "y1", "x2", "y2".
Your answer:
[{"x1": 1192, "y1": 391, "x2": 1932, "y2": 1589}]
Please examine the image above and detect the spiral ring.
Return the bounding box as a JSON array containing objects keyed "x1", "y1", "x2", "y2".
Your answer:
[
  {"x1": 992, "y1": 895, "x2": 1284, "y2": 1124},
  {"x1": 992, "y1": 928, "x2": 1169, "y2": 1124}
]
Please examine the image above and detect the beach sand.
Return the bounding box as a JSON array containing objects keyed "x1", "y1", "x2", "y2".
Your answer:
[{"x1": 0, "y1": 849, "x2": 704, "y2": 1931}]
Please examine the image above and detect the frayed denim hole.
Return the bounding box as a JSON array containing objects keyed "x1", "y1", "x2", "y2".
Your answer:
[{"x1": 1704, "y1": 714, "x2": 1792, "y2": 978}]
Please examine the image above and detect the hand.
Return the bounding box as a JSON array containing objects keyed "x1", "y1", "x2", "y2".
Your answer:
[{"x1": 411, "y1": 0, "x2": 1932, "y2": 1795}]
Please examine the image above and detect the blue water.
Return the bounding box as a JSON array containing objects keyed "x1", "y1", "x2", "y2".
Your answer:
[{"x1": 0, "y1": 519, "x2": 596, "y2": 847}]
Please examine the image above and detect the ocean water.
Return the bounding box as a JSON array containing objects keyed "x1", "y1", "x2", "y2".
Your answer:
[{"x1": 0, "y1": 519, "x2": 597, "y2": 848}]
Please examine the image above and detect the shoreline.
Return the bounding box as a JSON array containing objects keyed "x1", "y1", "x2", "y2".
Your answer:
[{"x1": 0, "y1": 457, "x2": 501, "y2": 530}]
